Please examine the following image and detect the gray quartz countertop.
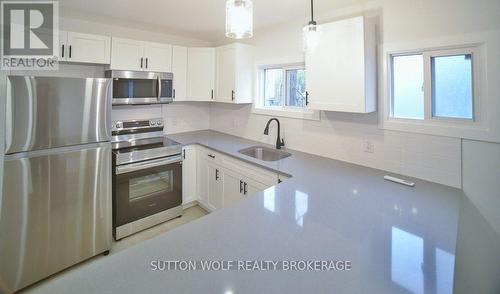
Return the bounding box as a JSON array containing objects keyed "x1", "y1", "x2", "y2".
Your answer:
[{"x1": 28, "y1": 130, "x2": 500, "y2": 294}]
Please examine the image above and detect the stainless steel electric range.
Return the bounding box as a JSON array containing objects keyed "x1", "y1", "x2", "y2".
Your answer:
[{"x1": 111, "y1": 118, "x2": 182, "y2": 240}]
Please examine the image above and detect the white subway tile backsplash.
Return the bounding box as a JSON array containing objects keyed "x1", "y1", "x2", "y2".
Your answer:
[{"x1": 209, "y1": 103, "x2": 462, "y2": 188}]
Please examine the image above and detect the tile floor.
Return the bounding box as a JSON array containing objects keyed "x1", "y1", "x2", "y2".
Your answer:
[{"x1": 22, "y1": 205, "x2": 208, "y2": 293}]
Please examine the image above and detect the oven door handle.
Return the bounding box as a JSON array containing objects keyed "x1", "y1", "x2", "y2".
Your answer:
[{"x1": 115, "y1": 155, "x2": 182, "y2": 175}]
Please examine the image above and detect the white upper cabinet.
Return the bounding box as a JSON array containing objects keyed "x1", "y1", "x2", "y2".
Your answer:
[
  {"x1": 305, "y1": 16, "x2": 376, "y2": 113},
  {"x1": 143, "y1": 41, "x2": 172, "y2": 72},
  {"x1": 172, "y1": 46, "x2": 188, "y2": 101},
  {"x1": 187, "y1": 47, "x2": 215, "y2": 101},
  {"x1": 215, "y1": 43, "x2": 253, "y2": 104},
  {"x1": 111, "y1": 38, "x2": 144, "y2": 71},
  {"x1": 58, "y1": 31, "x2": 111, "y2": 64},
  {"x1": 111, "y1": 38, "x2": 172, "y2": 72}
]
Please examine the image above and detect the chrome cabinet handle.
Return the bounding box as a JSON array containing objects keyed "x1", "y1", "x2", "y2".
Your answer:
[
  {"x1": 215, "y1": 169, "x2": 219, "y2": 180},
  {"x1": 145, "y1": 57, "x2": 148, "y2": 69},
  {"x1": 231, "y1": 90, "x2": 235, "y2": 100},
  {"x1": 69, "y1": 45, "x2": 72, "y2": 58},
  {"x1": 240, "y1": 180, "x2": 243, "y2": 193},
  {"x1": 140, "y1": 57, "x2": 143, "y2": 68},
  {"x1": 243, "y1": 182, "x2": 248, "y2": 195},
  {"x1": 208, "y1": 154, "x2": 215, "y2": 159},
  {"x1": 61, "y1": 44, "x2": 65, "y2": 58}
]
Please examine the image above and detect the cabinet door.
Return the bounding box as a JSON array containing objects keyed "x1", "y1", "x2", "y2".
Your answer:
[
  {"x1": 144, "y1": 42, "x2": 172, "y2": 72},
  {"x1": 222, "y1": 168, "x2": 244, "y2": 207},
  {"x1": 182, "y1": 146, "x2": 197, "y2": 205},
  {"x1": 215, "y1": 46, "x2": 235, "y2": 102},
  {"x1": 244, "y1": 177, "x2": 270, "y2": 197},
  {"x1": 207, "y1": 163, "x2": 223, "y2": 211},
  {"x1": 58, "y1": 30, "x2": 68, "y2": 61},
  {"x1": 305, "y1": 16, "x2": 375, "y2": 113},
  {"x1": 187, "y1": 47, "x2": 215, "y2": 101},
  {"x1": 66, "y1": 32, "x2": 111, "y2": 64},
  {"x1": 172, "y1": 46, "x2": 188, "y2": 101},
  {"x1": 110, "y1": 38, "x2": 144, "y2": 71}
]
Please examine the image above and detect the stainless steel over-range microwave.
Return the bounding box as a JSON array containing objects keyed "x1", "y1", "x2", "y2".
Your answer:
[{"x1": 105, "y1": 70, "x2": 173, "y2": 105}]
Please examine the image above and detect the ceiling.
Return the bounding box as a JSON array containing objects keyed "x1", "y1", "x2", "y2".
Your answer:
[{"x1": 60, "y1": 0, "x2": 371, "y2": 41}]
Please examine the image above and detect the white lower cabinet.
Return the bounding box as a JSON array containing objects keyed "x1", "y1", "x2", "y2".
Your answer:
[
  {"x1": 244, "y1": 177, "x2": 270, "y2": 197},
  {"x1": 185, "y1": 145, "x2": 282, "y2": 212},
  {"x1": 207, "y1": 163, "x2": 224, "y2": 211},
  {"x1": 182, "y1": 146, "x2": 197, "y2": 205},
  {"x1": 222, "y1": 168, "x2": 245, "y2": 207}
]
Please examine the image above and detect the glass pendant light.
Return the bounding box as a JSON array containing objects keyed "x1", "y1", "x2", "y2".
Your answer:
[
  {"x1": 303, "y1": 0, "x2": 320, "y2": 52},
  {"x1": 226, "y1": 0, "x2": 253, "y2": 39}
]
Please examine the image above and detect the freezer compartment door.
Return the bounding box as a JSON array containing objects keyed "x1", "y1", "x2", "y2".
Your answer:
[
  {"x1": 0, "y1": 143, "x2": 112, "y2": 293},
  {"x1": 5, "y1": 76, "x2": 112, "y2": 154}
]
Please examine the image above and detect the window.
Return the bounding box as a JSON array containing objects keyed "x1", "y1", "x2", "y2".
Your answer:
[
  {"x1": 263, "y1": 66, "x2": 306, "y2": 108},
  {"x1": 264, "y1": 68, "x2": 283, "y2": 107},
  {"x1": 431, "y1": 54, "x2": 473, "y2": 119},
  {"x1": 392, "y1": 54, "x2": 424, "y2": 119},
  {"x1": 285, "y1": 69, "x2": 306, "y2": 107},
  {"x1": 390, "y1": 47, "x2": 477, "y2": 122},
  {"x1": 255, "y1": 64, "x2": 319, "y2": 120}
]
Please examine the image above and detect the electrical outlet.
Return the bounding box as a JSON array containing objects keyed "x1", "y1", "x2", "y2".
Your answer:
[{"x1": 363, "y1": 140, "x2": 375, "y2": 153}]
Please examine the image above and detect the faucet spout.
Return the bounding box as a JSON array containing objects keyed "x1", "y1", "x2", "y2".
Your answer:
[{"x1": 263, "y1": 118, "x2": 285, "y2": 149}]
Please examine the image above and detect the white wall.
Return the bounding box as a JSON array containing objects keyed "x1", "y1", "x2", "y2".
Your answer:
[
  {"x1": 462, "y1": 140, "x2": 500, "y2": 236},
  {"x1": 210, "y1": 0, "x2": 500, "y2": 188},
  {"x1": 60, "y1": 9, "x2": 211, "y2": 47}
]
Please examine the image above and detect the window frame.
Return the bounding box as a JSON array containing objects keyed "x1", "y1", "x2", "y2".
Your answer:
[
  {"x1": 385, "y1": 44, "x2": 484, "y2": 133},
  {"x1": 253, "y1": 63, "x2": 320, "y2": 121}
]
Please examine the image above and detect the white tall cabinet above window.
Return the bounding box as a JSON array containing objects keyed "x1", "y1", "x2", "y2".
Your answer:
[
  {"x1": 187, "y1": 47, "x2": 215, "y2": 101},
  {"x1": 58, "y1": 31, "x2": 111, "y2": 64},
  {"x1": 305, "y1": 16, "x2": 377, "y2": 113},
  {"x1": 215, "y1": 43, "x2": 253, "y2": 104},
  {"x1": 111, "y1": 37, "x2": 172, "y2": 72}
]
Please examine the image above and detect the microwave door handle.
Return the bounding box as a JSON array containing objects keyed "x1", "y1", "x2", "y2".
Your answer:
[
  {"x1": 157, "y1": 76, "x2": 161, "y2": 102},
  {"x1": 115, "y1": 155, "x2": 182, "y2": 174}
]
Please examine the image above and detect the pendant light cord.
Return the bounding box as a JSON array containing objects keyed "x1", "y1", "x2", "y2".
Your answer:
[
  {"x1": 310, "y1": 0, "x2": 314, "y2": 22},
  {"x1": 309, "y1": 0, "x2": 316, "y2": 25}
]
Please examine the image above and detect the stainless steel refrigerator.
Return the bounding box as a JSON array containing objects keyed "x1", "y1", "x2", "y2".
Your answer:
[{"x1": 0, "y1": 76, "x2": 112, "y2": 293}]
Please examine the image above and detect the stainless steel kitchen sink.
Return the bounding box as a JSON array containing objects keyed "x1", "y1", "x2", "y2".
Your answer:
[{"x1": 238, "y1": 146, "x2": 291, "y2": 162}]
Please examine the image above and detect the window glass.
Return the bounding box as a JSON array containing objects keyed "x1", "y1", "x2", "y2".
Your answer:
[
  {"x1": 392, "y1": 55, "x2": 424, "y2": 119},
  {"x1": 432, "y1": 54, "x2": 473, "y2": 119},
  {"x1": 285, "y1": 69, "x2": 306, "y2": 107},
  {"x1": 264, "y1": 68, "x2": 283, "y2": 107}
]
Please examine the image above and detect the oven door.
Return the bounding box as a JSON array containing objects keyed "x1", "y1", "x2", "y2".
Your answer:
[{"x1": 114, "y1": 155, "x2": 182, "y2": 228}]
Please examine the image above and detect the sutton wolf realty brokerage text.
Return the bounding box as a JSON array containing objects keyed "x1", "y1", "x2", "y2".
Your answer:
[{"x1": 150, "y1": 260, "x2": 352, "y2": 272}]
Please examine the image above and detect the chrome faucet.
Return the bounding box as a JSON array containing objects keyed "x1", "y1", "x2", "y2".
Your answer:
[{"x1": 264, "y1": 118, "x2": 285, "y2": 150}]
